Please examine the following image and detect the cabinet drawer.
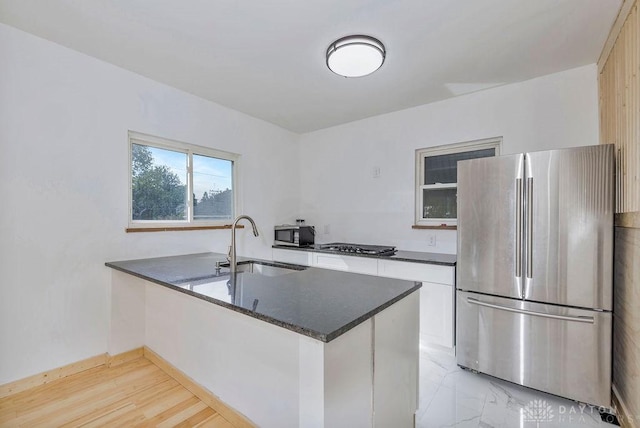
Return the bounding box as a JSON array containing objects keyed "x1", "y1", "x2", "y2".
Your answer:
[
  {"x1": 378, "y1": 260, "x2": 453, "y2": 285},
  {"x1": 312, "y1": 253, "x2": 378, "y2": 275},
  {"x1": 273, "y1": 248, "x2": 312, "y2": 266}
]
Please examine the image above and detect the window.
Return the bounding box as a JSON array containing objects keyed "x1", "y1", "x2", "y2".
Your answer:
[
  {"x1": 415, "y1": 137, "x2": 501, "y2": 227},
  {"x1": 128, "y1": 131, "x2": 239, "y2": 230}
]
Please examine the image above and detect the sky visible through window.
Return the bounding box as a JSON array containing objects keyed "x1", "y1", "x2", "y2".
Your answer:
[{"x1": 148, "y1": 147, "x2": 232, "y2": 201}]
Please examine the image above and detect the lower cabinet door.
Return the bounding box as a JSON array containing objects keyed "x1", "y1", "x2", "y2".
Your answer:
[{"x1": 420, "y1": 282, "x2": 454, "y2": 349}]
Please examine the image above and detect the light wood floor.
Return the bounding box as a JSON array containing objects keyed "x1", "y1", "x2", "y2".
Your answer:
[{"x1": 0, "y1": 357, "x2": 235, "y2": 427}]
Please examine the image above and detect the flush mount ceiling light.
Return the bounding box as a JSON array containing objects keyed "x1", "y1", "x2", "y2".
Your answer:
[{"x1": 326, "y1": 35, "x2": 386, "y2": 78}]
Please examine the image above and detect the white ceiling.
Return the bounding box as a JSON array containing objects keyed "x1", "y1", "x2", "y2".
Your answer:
[{"x1": 0, "y1": 0, "x2": 621, "y2": 133}]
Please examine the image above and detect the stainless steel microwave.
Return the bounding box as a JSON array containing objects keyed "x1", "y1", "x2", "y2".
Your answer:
[{"x1": 274, "y1": 225, "x2": 315, "y2": 247}]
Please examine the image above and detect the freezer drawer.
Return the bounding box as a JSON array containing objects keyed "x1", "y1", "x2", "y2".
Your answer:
[{"x1": 456, "y1": 291, "x2": 612, "y2": 407}]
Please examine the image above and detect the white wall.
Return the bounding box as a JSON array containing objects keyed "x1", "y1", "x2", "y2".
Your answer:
[
  {"x1": 0, "y1": 23, "x2": 300, "y2": 384},
  {"x1": 298, "y1": 64, "x2": 600, "y2": 254},
  {"x1": 0, "y1": 20, "x2": 602, "y2": 386}
]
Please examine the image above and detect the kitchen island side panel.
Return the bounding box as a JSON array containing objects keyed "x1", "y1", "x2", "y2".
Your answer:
[
  {"x1": 144, "y1": 283, "x2": 300, "y2": 427},
  {"x1": 373, "y1": 291, "x2": 419, "y2": 426},
  {"x1": 322, "y1": 320, "x2": 374, "y2": 428},
  {"x1": 108, "y1": 271, "x2": 146, "y2": 356},
  {"x1": 142, "y1": 280, "x2": 419, "y2": 427}
]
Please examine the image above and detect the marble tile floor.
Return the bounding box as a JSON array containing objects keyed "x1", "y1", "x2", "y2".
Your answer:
[{"x1": 416, "y1": 346, "x2": 617, "y2": 428}]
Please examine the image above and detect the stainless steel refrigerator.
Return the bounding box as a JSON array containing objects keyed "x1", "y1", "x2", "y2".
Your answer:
[{"x1": 456, "y1": 144, "x2": 614, "y2": 407}]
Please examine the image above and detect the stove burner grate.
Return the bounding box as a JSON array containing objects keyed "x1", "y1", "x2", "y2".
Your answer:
[{"x1": 319, "y1": 243, "x2": 397, "y2": 256}]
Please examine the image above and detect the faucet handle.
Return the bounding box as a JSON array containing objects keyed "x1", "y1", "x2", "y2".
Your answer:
[{"x1": 226, "y1": 246, "x2": 232, "y2": 262}]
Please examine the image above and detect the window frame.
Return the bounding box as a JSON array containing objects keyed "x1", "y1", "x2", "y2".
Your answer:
[
  {"x1": 128, "y1": 131, "x2": 240, "y2": 230},
  {"x1": 415, "y1": 137, "x2": 501, "y2": 227}
]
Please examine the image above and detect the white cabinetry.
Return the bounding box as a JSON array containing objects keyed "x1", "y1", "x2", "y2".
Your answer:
[
  {"x1": 378, "y1": 259, "x2": 453, "y2": 284},
  {"x1": 272, "y1": 248, "x2": 312, "y2": 266},
  {"x1": 379, "y1": 259, "x2": 454, "y2": 350},
  {"x1": 312, "y1": 253, "x2": 378, "y2": 275},
  {"x1": 273, "y1": 248, "x2": 456, "y2": 351},
  {"x1": 420, "y1": 281, "x2": 454, "y2": 349}
]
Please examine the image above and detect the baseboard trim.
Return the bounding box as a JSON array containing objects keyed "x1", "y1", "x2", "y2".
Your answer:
[
  {"x1": 613, "y1": 384, "x2": 638, "y2": 428},
  {"x1": 1, "y1": 347, "x2": 254, "y2": 427},
  {"x1": 420, "y1": 339, "x2": 455, "y2": 356},
  {"x1": 0, "y1": 353, "x2": 107, "y2": 399},
  {"x1": 143, "y1": 346, "x2": 256, "y2": 428},
  {"x1": 107, "y1": 347, "x2": 144, "y2": 367},
  {"x1": 0, "y1": 347, "x2": 147, "y2": 399}
]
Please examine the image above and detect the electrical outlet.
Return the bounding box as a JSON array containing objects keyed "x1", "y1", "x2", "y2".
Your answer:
[
  {"x1": 373, "y1": 166, "x2": 381, "y2": 178},
  {"x1": 427, "y1": 234, "x2": 436, "y2": 246},
  {"x1": 324, "y1": 224, "x2": 331, "y2": 235}
]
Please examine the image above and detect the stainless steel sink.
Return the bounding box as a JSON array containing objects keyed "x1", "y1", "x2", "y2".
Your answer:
[
  {"x1": 173, "y1": 261, "x2": 306, "y2": 299},
  {"x1": 223, "y1": 261, "x2": 306, "y2": 277}
]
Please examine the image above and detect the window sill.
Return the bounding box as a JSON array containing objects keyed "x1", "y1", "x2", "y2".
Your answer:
[
  {"x1": 126, "y1": 225, "x2": 244, "y2": 233},
  {"x1": 412, "y1": 225, "x2": 457, "y2": 230}
]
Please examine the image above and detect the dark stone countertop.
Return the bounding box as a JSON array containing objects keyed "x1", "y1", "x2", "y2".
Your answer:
[
  {"x1": 105, "y1": 252, "x2": 421, "y2": 343},
  {"x1": 272, "y1": 245, "x2": 457, "y2": 266}
]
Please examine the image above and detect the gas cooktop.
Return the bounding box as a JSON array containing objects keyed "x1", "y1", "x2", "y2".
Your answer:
[{"x1": 318, "y1": 243, "x2": 397, "y2": 256}]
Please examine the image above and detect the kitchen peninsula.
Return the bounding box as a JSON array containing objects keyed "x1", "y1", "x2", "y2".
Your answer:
[{"x1": 106, "y1": 253, "x2": 420, "y2": 427}]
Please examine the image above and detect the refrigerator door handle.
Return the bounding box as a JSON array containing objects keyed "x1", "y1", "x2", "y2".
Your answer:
[
  {"x1": 515, "y1": 178, "x2": 523, "y2": 278},
  {"x1": 466, "y1": 297, "x2": 595, "y2": 324},
  {"x1": 526, "y1": 177, "x2": 533, "y2": 279}
]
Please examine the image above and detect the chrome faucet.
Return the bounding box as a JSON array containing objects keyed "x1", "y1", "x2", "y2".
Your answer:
[{"x1": 228, "y1": 215, "x2": 259, "y2": 273}]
